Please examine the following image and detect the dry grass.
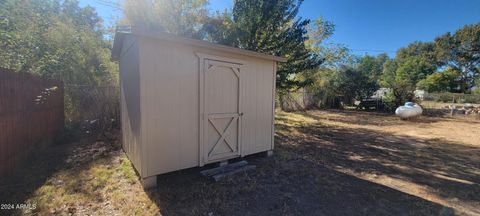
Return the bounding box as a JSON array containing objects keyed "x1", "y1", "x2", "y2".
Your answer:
[
  {"x1": 0, "y1": 137, "x2": 159, "y2": 215},
  {"x1": 276, "y1": 110, "x2": 480, "y2": 215},
  {"x1": 1, "y1": 110, "x2": 479, "y2": 215}
]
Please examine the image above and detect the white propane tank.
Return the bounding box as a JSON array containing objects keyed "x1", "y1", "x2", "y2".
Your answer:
[{"x1": 395, "y1": 102, "x2": 423, "y2": 119}]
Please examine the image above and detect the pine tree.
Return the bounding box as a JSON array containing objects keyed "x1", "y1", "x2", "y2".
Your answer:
[{"x1": 203, "y1": 0, "x2": 322, "y2": 91}]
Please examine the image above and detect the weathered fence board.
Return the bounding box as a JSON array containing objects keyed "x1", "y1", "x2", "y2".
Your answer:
[{"x1": 0, "y1": 68, "x2": 64, "y2": 176}]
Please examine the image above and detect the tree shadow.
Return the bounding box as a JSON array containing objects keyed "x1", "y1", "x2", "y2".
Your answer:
[
  {"x1": 145, "y1": 153, "x2": 450, "y2": 216},
  {"x1": 0, "y1": 135, "x2": 121, "y2": 214},
  {"x1": 3, "y1": 116, "x2": 475, "y2": 215},
  {"x1": 0, "y1": 141, "x2": 73, "y2": 204},
  {"x1": 276, "y1": 113, "x2": 480, "y2": 215}
]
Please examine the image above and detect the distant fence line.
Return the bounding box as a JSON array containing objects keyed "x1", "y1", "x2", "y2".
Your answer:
[
  {"x1": 64, "y1": 85, "x2": 120, "y2": 135},
  {"x1": 277, "y1": 91, "x2": 319, "y2": 111},
  {"x1": 278, "y1": 90, "x2": 480, "y2": 111},
  {"x1": 0, "y1": 68, "x2": 64, "y2": 176},
  {"x1": 423, "y1": 92, "x2": 480, "y2": 104}
]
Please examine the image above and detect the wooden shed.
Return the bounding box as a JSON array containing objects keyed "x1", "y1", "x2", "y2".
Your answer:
[{"x1": 112, "y1": 27, "x2": 286, "y2": 187}]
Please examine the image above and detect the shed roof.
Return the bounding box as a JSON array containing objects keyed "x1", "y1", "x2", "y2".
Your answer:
[{"x1": 111, "y1": 26, "x2": 287, "y2": 62}]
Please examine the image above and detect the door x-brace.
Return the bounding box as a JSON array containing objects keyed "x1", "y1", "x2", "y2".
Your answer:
[{"x1": 208, "y1": 116, "x2": 238, "y2": 156}]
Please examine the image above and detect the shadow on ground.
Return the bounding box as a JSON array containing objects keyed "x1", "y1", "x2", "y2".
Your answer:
[
  {"x1": 276, "y1": 111, "x2": 480, "y2": 215},
  {"x1": 0, "y1": 140, "x2": 73, "y2": 205},
  {"x1": 0, "y1": 135, "x2": 130, "y2": 215},
  {"x1": 147, "y1": 152, "x2": 449, "y2": 216},
  {"x1": 2, "y1": 110, "x2": 478, "y2": 215}
]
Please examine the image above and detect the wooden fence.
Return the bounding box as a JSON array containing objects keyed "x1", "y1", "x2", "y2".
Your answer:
[{"x1": 0, "y1": 68, "x2": 64, "y2": 176}]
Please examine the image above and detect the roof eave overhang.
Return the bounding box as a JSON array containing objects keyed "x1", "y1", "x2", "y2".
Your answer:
[{"x1": 111, "y1": 27, "x2": 287, "y2": 63}]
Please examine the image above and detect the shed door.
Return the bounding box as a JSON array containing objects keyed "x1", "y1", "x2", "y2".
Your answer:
[{"x1": 202, "y1": 59, "x2": 243, "y2": 163}]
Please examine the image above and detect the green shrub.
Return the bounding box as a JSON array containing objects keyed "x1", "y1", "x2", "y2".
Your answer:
[
  {"x1": 436, "y1": 93, "x2": 455, "y2": 103},
  {"x1": 463, "y1": 95, "x2": 480, "y2": 104},
  {"x1": 472, "y1": 87, "x2": 480, "y2": 95},
  {"x1": 383, "y1": 91, "x2": 397, "y2": 111},
  {"x1": 432, "y1": 92, "x2": 480, "y2": 104}
]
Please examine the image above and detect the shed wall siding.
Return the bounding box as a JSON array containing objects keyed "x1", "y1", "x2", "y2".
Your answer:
[
  {"x1": 119, "y1": 35, "x2": 143, "y2": 175},
  {"x1": 138, "y1": 36, "x2": 275, "y2": 176},
  {"x1": 140, "y1": 38, "x2": 199, "y2": 176},
  {"x1": 241, "y1": 60, "x2": 275, "y2": 155}
]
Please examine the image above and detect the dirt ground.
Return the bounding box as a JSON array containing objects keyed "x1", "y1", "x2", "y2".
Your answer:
[
  {"x1": 1, "y1": 110, "x2": 479, "y2": 215},
  {"x1": 276, "y1": 110, "x2": 480, "y2": 215}
]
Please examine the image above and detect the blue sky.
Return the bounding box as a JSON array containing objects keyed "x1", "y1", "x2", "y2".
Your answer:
[{"x1": 80, "y1": 0, "x2": 480, "y2": 57}]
